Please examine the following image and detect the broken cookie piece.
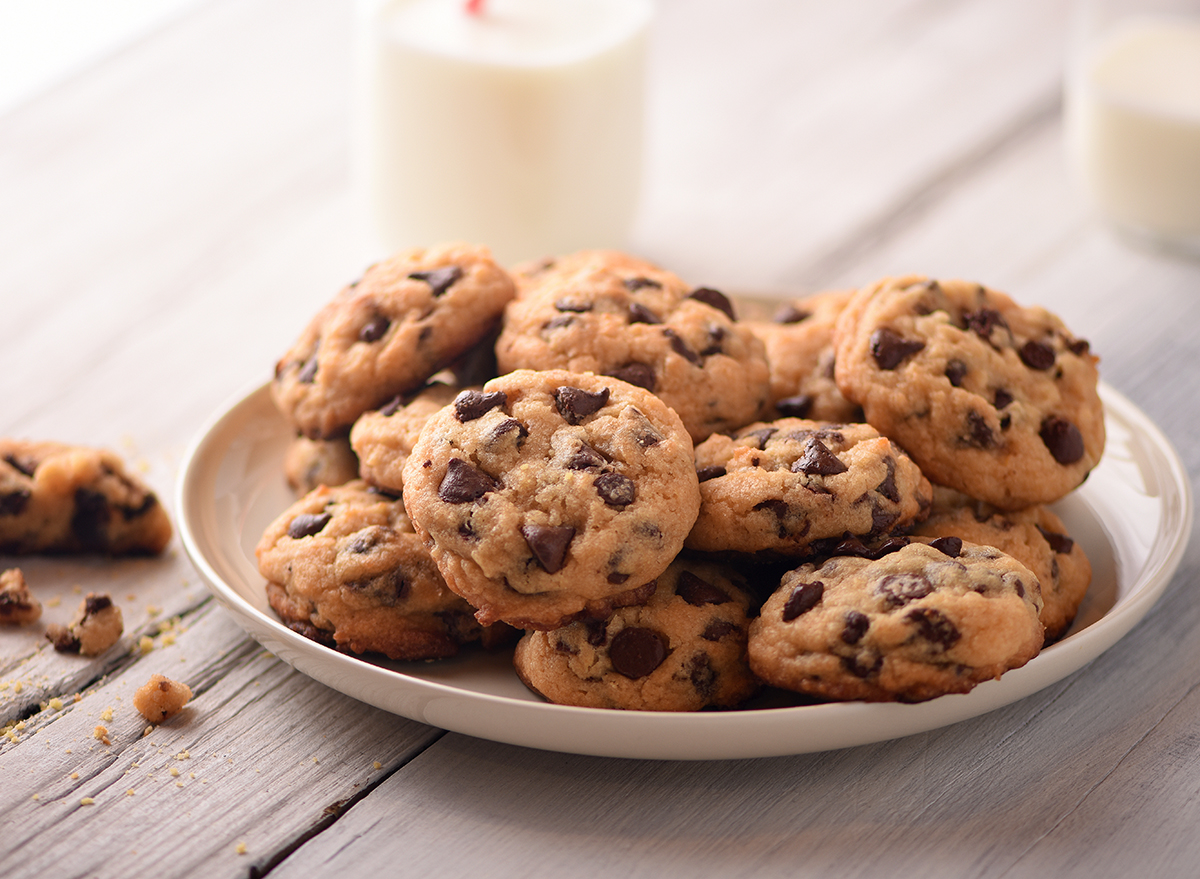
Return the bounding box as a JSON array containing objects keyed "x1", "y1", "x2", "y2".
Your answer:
[
  {"x1": 0, "y1": 439, "x2": 173, "y2": 555},
  {"x1": 133, "y1": 674, "x2": 193, "y2": 722},
  {"x1": 0, "y1": 568, "x2": 42, "y2": 625},
  {"x1": 46, "y1": 592, "x2": 124, "y2": 655}
]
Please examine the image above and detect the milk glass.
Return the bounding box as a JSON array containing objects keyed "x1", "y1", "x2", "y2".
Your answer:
[
  {"x1": 354, "y1": 0, "x2": 653, "y2": 267},
  {"x1": 1064, "y1": 0, "x2": 1200, "y2": 257}
]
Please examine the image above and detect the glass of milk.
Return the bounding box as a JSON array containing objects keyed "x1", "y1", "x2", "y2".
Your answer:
[
  {"x1": 354, "y1": 0, "x2": 654, "y2": 267},
  {"x1": 1065, "y1": 0, "x2": 1200, "y2": 257}
]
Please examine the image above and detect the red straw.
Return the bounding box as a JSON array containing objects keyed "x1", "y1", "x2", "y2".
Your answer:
[{"x1": 465, "y1": 0, "x2": 485, "y2": 15}]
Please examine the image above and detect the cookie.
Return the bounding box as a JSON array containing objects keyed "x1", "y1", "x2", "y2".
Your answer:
[
  {"x1": 744, "y1": 289, "x2": 862, "y2": 422},
  {"x1": 46, "y1": 593, "x2": 124, "y2": 656},
  {"x1": 513, "y1": 558, "x2": 758, "y2": 711},
  {"x1": 910, "y1": 486, "x2": 1091, "y2": 644},
  {"x1": 495, "y1": 250, "x2": 770, "y2": 442},
  {"x1": 748, "y1": 537, "x2": 1044, "y2": 702},
  {"x1": 284, "y1": 435, "x2": 360, "y2": 496},
  {"x1": 834, "y1": 275, "x2": 1104, "y2": 509},
  {"x1": 0, "y1": 568, "x2": 42, "y2": 625},
  {"x1": 134, "y1": 674, "x2": 193, "y2": 723},
  {"x1": 349, "y1": 381, "x2": 467, "y2": 493},
  {"x1": 400, "y1": 369, "x2": 702, "y2": 630},
  {"x1": 686, "y1": 418, "x2": 931, "y2": 555},
  {"x1": 271, "y1": 242, "x2": 516, "y2": 439},
  {"x1": 256, "y1": 480, "x2": 484, "y2": 660},
  {"x1": 0, "y1": 440, "x2": 172, "y2": 555}
]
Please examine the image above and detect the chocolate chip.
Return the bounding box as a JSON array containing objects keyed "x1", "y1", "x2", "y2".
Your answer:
[
  {"x1": 1040, "y1": 416, "x2": 1085, "y2": 464},
  {"x1": 1020, "y1": 340, "x2": 1056, "y2": 370},
  {"x1": 782, "y1": 581, "x2": 824, "y2": 621},
  {"x1": 297, "y1": 355, "x2": 319, "y2": 384},
  {"x1": 1068, "y1": 338, "x2": 1091, "y2": 356},
  {"x1": 487, "y1": 418, "x2": 527, "y2": 446},
  {"x1": 553, "y1": 637, "x2": 578, "y2": 655},
  {"x1": 454, "y1": 389, "x2": 507, "y2": 422},
  {"x1": 521, "y1": 523, "x2": 575, "y2": 573},
  {"x1": 585, "y1": 620, "x2": 608, "y2": 646},
  {"x1": 994, "y1": 388, "x2": 1014, "y2": 409},
  {"x1": 842, "y1": 651, "x2": 883, "y2": 679},
  {"x1": 965, "y1": 411, "x2": 996, "y2": 448},
  {"x1": 870, "y1": 328, "x2": 925, "y2": 370},
  {"x1": 288, "y1": 512, "x2": 332, "y2": 539},
  {"x1": 607, "y1": 572, "x2": 630, "y2": 585},
  {"x1": 349, "y1": 531, "x2": 381, "y2": 553},
  {"x1": 609, "y1": 626, "x2": 667, "y2": 678},
  {"x1": 408, "y1": 266, "x2": 462, "y2": 297},
  {"x1": 742, "y1": 427, "x2": 777, "y2": 450},
  {"x1": 841, "y1": 610, "x2": 870, "y2": 644},
  {"x1": 3, "y1": 454, "x2": 36, "y2": 477},
  {"x1": 776, "y1": 395, "x2": 814, "y2": 418},
  {"x1": 84, "y1": 594, "x2": 113, "y2": 615},
  {"x1": 438, "y1": 458, "x2": 499, "y2": 504},
  {"x1": 676, "y1": 571, "x2": 730, "y2": 606},
  {"x1": 754, "y1": 499, "x2": 790, "y2": 520},
  {"x1": 663, "y1": 329, "x2": 700, "y2": 364},
  {"x1": 875, "y1": 458, "x2": 899, "y2": 502},
  {"x1": 607, "y1": 363, "x2": 656, "y2": 391},
  {"x1": 566, "y1": 443, "x2": 606, "y2": 470},
  {"x1": 359, "y1": 314, "x2": 390, "y2": 343},
  {"x1": 1037, "y1": 525, "x2": 1075, "y2": 554},
  {"x1": 627, "y1": 303, "x2": 662, "y2": 324},
  {"x1": 930, "y1": 536, "x2": 962, "y2": 557},
  {"x1": 700, "y1": 326, "x2": 726, "y2": 356},
  {"x1": 877, "y1": 573, "x2": 934, "y2": 607},
  {"x1": 945, "y1": 360, "x2": 967, "y2": 387},
  {"x1": 792, "y1": 438, "x2": 848, "y2": 476},
  {"x1": 0, "y1": 490, "x2": 30, "y2": 517},
  {"x1": 623, "y1": 277, "x2": 661, "y2": 292},
  {"x1": 594, "y1": 472, "x2": 636, "y2": 507},
  {"x1": 554, "y1": 298, "x2": 592, "y2": 313},
  {"x1": 906, "y1": 608, "x2": 960, "y2": 649},
  {"x1": 701, "y1": 620, "x2": 737, "y2": 641},
  {"x1": 696, "y1": 465, "x2": 726, "y2": 482},
  {"x1": 963, "y1": 308, "x2": 1008, "y2": 339},
  {"x1": 71, "y1": 488, "x2": 110, "y2": 551},
  {"x1": 379, "y1": 395, "x2": 403, "y2": 417},
  {"x1": 688, "y1": 652, "x2": 717, "y2": 697},
  {"x1": 773, "y1": 305, "x2": 811, "y2": 324},
  {"x1": 554, "y1": 386, "x2": 610, "y2": 424},
  {"x1": 689, "y1": 287, "x2": 736, "y2": 320},
  {"x1": 544, "y1": 315, "x2": 575, "y2": 331}
]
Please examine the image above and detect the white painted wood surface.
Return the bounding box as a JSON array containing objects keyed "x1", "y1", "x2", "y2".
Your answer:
[{"x1": 2, "y1": 0, "x2": 1198, "y2": 876}]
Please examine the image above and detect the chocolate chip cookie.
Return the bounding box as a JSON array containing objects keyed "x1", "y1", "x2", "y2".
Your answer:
[
  {"x1": 256, "y1": 480, "x2": 484, "y2": 660},
  {"x1": 686, "y1": 419, "x2": 931, "y2": 555},
  {"x1": 513, "y1": 557, "x2": 758, "y2": 711},
  {"x1": 349, "y1": 380, "x2": 467, "y2": 494},
  {"x1": 748, "y1": 537, "x2": 1045, "y2": 702},
  {"x1": 910, "y1": 486, "x2": 1091, "y2": 644},
  {"x1": 744, "y1": 289, "x2": 862, "y2": 423},
  {"x1": 495, "y1": 250, "x2": 771, "y2": 442},
  {"x1": 271, "y1": 242, "x2": 516, "y2": 439},
  {"x1": 834, "y1": 276, "x2": 1104, "y2": 509},
  {"x1": 0, "y1": 439, "x2": 172, "y2": 555},
  {"x1": 400, "y1": 369, "x2": 702, "y2": 630},
  {"x1": 284, "y1": 435, "x2": 360, "y2": 496}
]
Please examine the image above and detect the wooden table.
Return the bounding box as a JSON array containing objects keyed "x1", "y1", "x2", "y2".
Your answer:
[{"x1": 3, "y1": 1, "x2": 1199, "y2": 875}]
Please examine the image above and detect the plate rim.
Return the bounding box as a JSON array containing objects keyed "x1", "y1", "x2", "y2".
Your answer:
[{"x1": 176, "y1": 378, "x2": 1193, "y2": 760}]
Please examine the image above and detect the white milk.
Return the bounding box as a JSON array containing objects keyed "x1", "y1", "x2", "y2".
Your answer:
[
  {"x1": 1066, "y1": 16, "x2": 1200, "y2": 252},
  {"x1": 356, "y1": 0, "x2": 653, "y2": 266}
]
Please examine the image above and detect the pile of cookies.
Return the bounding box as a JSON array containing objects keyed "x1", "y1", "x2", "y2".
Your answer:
[{"x1": 257, "y1": 243, "x2": 1102, "y2": 709}]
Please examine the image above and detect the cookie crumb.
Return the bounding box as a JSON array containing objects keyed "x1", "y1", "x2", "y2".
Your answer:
[
  {"x1": 80, "y1": 797, "x2": 95, "y2": 806},
  {"x1": 46, "y1": 593, "x2": 123, "y2": 656},
  {"x1": 138, "y1": 636, "x2": 154, "y2": 655},
  {"x1": 235, "y1": 842, "x2": 248, "y2": 856},
  {"x1": 48, "y1": 697, "x2": 64, "y2": 711},
  {"x1": 0, "y1": 568, "x2": 42, "y2": 625},
  {"x1": 133, "y1": 674, "x2": 192, "y2": 723},
  {"x1": 93, "y1": 725, "x2": 111, "y2": 746},
  {"x1": 100, "y1": 707, "x2": 114, "y2": 722}
]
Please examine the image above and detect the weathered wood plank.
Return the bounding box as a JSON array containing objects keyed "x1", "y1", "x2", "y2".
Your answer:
[{"x1": 0, "y1": 599, "x2": 442, "y2": 879}]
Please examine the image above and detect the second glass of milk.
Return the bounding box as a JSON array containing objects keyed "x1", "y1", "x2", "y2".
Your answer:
[
  {"x1": 1064, "y1": 0, "x2": 1200, "y2": 257},
  {"x1": 355, "y1": 0, "x2": 654, "y2": 267}
]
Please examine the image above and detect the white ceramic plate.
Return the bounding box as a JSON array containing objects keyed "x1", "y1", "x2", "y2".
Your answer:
[{"x1": 177, "y1": 380, "x2": 1191, "y2": 760}]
